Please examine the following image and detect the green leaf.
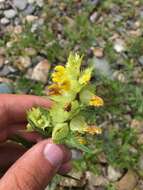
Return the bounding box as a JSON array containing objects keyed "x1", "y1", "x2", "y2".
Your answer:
[
  {"x1": 50, "y1": 105, "x2": 70, "y2": 123},
  {"x1": 66, "y1": 136, "x2": 92, "y2": 154},
  {"x1": 52, "y1": 123, "x2": 69, "y2": 143},
  {"x1": 70, "y1": 115, "x2": 87, "y2": 132},
  {"x1": 79, "y1": 89, "x2": 94, "y2": 104}
]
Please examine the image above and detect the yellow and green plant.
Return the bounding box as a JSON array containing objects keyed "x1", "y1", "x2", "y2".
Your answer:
[{"x1": 27, "y1": 53, "x2": 104, "y2": 152}]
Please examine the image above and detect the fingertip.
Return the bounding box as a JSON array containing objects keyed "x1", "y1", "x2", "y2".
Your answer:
[
  {"x1": 32, "y1": 96, "x2": 53, "y2": 108},
  {"x1": 58, "y1": 162, "x2": 72, "y2": 175},
  {"x1": 43, "y1": 143, "x2": 64, "y2": 168},
  {"x1": 58, "y1": 144, "x2": 72, "y2": 164}
]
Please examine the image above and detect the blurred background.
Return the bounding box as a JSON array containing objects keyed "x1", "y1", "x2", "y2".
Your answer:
[{"x1": 0, "y1": 0, "x2": 143, "y2": 189}]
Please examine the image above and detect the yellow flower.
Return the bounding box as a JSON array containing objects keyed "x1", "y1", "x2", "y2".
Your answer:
[
  {"x1": 52, "y1": 66, "x2": 66, "y2": 83},
  {"x1": 48, "y1": 79, "x2": 71, "y2": 96},
  {"x1": 89, "y1": 95, "x2": 104, "y2": 107},
  {"x1": 60, "y1": 80, "x2": 71, "y2": 91},
  {"x1": 55, "y1": 65, "x2": 65, "y2": 73},
  {"x1": 48, "y1": 83, "x2": 61, "y2": 95},
  {"x1": 79, "y1": 68, "x2": 92, "y2": 85},
  {"x1": 77, "y1": 137, "x2": 87, "y2": 145},
  {"x1": 83, "y1": 126, "x2": 102, "y2": 135}
]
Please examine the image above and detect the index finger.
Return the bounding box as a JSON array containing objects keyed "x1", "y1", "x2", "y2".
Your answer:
[{"x1": 0, "y1": 94, "x2": 52, "y2": 126}]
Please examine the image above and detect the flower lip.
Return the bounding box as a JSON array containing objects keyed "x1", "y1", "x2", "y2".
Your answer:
[
  {"x1": 83, "y1": 125, "x2": 102, "y2": 135},
  {"x1": 89, "y1": 95, "x2": 104, "y2": 107}
]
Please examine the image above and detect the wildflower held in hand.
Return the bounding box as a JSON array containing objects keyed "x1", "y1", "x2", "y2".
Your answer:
[{"x1": 27, "y1": 53, "x2": 104, "y2": 153}]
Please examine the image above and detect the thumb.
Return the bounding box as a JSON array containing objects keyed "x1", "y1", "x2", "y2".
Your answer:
[{"x1": 0, "y1": 140, "x2": 71, "y2": 190}]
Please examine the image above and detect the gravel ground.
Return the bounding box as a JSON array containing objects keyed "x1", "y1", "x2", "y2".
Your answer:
[{"x1": 0, "y1": 0, "x2": 143, "y2": 190}]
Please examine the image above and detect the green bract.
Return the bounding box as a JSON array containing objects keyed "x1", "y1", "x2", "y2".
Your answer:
[{"x1": 27, "y1": 53, "x2": 104, "y2": 152}]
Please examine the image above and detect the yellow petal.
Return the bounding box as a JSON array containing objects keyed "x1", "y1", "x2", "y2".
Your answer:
[
  {"x1": 83, "y1": 126, "x2": 102, "y2": 135},
  {"x1": 54, "y1": 65, "x2": 65, "y2": 72},
  {"x1": 79, "y1": 68, "x2": 92, "y2": 85},
  {"x1": 48, "y1": 84, "x2": 61, "y2": 95},
  {"x1": 60, "y1": 80, "x2": 71, "y2": 91},
  {"x1": 89, "y1": 95, "x2": 104, "y2": 107},
  {"x1": 52, "y1": 66, "x2": 66, "y2": 83},
  {"x1": 77, "y1": 137, "x2": 87, "y2": 145}
]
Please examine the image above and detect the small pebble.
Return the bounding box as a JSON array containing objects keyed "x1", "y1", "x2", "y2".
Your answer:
[
  {"x1": 140, "y1": 11, "x2": 143, "y2": 19},
  {"x1": 13, "y1": 0, "x2": 27, "y2": 10},
  {"x1": 114, "y1": 39, "x2": 125, "y2": 53},
  {"x1": 36, "y1": 0, "x2": 44, "y2": 7},
  {"x1": 0, "y1": 56, "x2": 4, "y2": 69},
  {"x1": 31, "y1": 59, "x2": 50, "y2": 83},
  {"x1": 92, "y1": 57, "x2": 112, "y2": 78},
  {"x1": 0, "y1": 66, "x2": 11, "y2": 76},
  {"x1": 89, "y1": 11, "x2": 99, "y2": 23},
  {"x1": 138, "y1": 56, "x2": 143, "y2": 65},
  {"x1": 0, "y1": 17, "x2": 10, "y2": 25},
  {"x1": 92, "y1": 47, "x2": 104, "y2": 58},
  {"x1": 90, "y1": 0, "x2": 101, "y2": 5},
  {"x1": 107, "y1": 165, "x2": 123, "y2": 182},
  {"x1": 4, "y1": 9, "x2": 17, "y2": 19},
  {"x1": 15, "y1": 56, "x2": 32, "y2": 71},
  {"x1": 86, "y1": 171, "x2": 109, "y2": 187},
  {"x1": 116, "y1": 170, "x2": 138, "y2": 190},
  {"x1": 25, "y1": 15, "x2": 38, "y2": 22},
  {"x1": 23, "y1": 4, "x2": 35, "y2": 15},
  {"x1": 13, "y1": 25, "x2": 22, "y2": 34},
  {"x1": 27, "y1": 0, "x2": 35, "y2": 3}
]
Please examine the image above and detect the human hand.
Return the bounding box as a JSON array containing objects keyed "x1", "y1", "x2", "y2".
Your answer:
[{"x1": 0, "y1": 94, "x2": 72, "y2": 190}]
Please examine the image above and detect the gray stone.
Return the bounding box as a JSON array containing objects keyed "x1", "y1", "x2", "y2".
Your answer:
[
  {"x1": 4, "y1": 9, "x2": 17, "y2": 19},
  {"x1": 140, "y1": 11, "x2": 143, "y2": 19},
  {"x1": 114, "y1": 15, "x2": 123, "y2": 22},
  {"x1": 71, "y1": 149, "x2": 82, "y2": 160},
  {"x1": 14, "y1": 17, "x2": 21, "y2": 25},
  {"x1": 114, "y1": 39, "x2": 125, "y2": 53},
  {"x1": 60, "y1": 171, "x2": 84, "y2": 187},
  {"x1": 138, "y1": 56, "x2": 143, "y2": 65},
  {"x1": 0, "y1": 3, "x2": 4, "y2": 10},
  {"x1": 0, "y1": 66, "x2": 11, "y2": 76},
  {"x1": 0, "y1": 56, "x2": 4, "y2": 69},
  {"x1": 86, "y1": 171, "x2": 109, "y2": 187},
  {"x1": 13, "y1": 0, "x2": 27, "y2": 10},
  {"x1": 23, "y1": 4, "x2": 35, "y2": 15},
  {"x1": 36, "y1": 0, "x2": 44, "y2": 7},
  {"x1": 0, "y1": 83, "x2": 12, "y2": 94},
  {"x1": 90, "y1": 12, "x2": 99, "y2": 23},
  {"x1": 91, "y1": 57, "x2": 112, "y2": 78},
  {"x1": 0, "y1": 0, "x2": 5, "y2": 2},
  {"x1": 0, "y1": 17, "x2": 10, "y2": 25},
  {"x1": 31, "y1": 59, "x2": 50, "y2": 83},
  {"x1": 116, "y1": 170, "x2": 138, "y2": 190},
  {"x1": 90, "y1": 0, "x2": 101, "y2": 5},
  {"x1": 107, "y1": 165, "x2": 123, "y2": 182},
  {"x1": 14, "y1": 56, "x2": 32, "y2": 71},
  {"x1": 27, "y1": 0, "x2": 35, "y2": 3},
  {"x1": 126, "y1": 20, "x2": 135, "y2": 30}
]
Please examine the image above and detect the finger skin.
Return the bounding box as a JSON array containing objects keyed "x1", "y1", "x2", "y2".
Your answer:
[
  {"x1": 0, "y1": 140, "x2": 71, "y2": 190},
  {"x1": 0, "y1": 94, "x2": 52, "y2": 125},
  {"x1": 0, "y1": 142, "x2": 71, "y2": 175},
  {"x1": 58, "y1": 162, "x2": 72, "y2": 175},
  {"x1": 0, "y1": 142, "x2": 26, "y2": 168},
  {"x1": 0, "y1": 94, "x2": 52, "y2": 141}
]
